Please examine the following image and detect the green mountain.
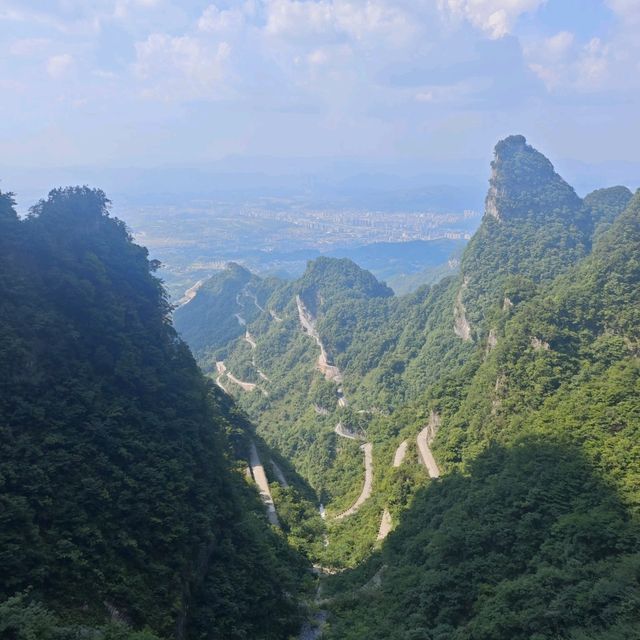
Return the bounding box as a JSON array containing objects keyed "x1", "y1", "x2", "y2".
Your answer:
[
  {"x1": 173, "y1": 262, "x2": 281, "y2": 361},
  {"x1": 0, "y1": 188, "x2": 305, "y2": 639},
  {"x1": 178, "y1": 135, "x2": 640, "y2": 636},
  {"x1": 325, "y1": 188, "x2": 640, "y2": 640},
  {"x1": 4, "y1": 133, "x2": 638, "y2": 640}
]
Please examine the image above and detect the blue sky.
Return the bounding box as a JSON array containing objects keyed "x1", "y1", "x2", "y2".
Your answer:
[{"x1": 0, "y1": 0, "x2": 639, "y2": 183}]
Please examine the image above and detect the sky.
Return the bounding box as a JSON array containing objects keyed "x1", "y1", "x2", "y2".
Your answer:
[{"x1": 0, "y1": 0, "x2": 639, "y2": 194}]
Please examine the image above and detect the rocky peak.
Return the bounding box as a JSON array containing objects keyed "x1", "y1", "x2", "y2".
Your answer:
[{"x1": 484, "y1": 134, "x2": 581, "y2": 223}]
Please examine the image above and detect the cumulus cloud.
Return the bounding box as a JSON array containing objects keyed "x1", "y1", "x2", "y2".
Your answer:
[
  {"x1": 264, "y1": 0, "x2": 416, "y2": 46},
  {"x1": 134, "y1": 34, "x2": 231, "y2": 100},
  {"x1": 46, "y1": 53, "x2": 74, "y2": 78},
  {"x1": 2, "y1": 0, "x2": 639, "y2": 168},
  {"x1": 198, "y1": 3, "x2": 248, "y2": 33},
  {"x1": 438, "y1": 0, "x2": 545, "y2": 38},
  {"x1": 526, "y1": 31, "x2": 617, "y2": 92}
]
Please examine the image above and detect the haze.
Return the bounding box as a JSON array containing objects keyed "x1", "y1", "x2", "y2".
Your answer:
[{"x1": 2, "y1": 0, "x2": 640, "y2": 201}]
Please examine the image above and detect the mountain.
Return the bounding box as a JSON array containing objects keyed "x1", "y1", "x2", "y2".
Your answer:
[
  {"x1": 0, "y1": 188, "x2": 304, "y2": 639},
  {"x1": 326, "y1": 239, "x2": 466, "y2": 294},
  {"x1": 583, "y1": 185, "x2": 633, "y2": 238},
  {"x1": 173, "y1": 262, "x2": 282, "y2": 362},
  {"x1": 177, "y1": 135, "x2": 640, "y2": 637},
  {"x1": 5, "y1": 132, "x2": 637, "y2": 640},
  {"x1": 324, "y1": 188, "x2": 640, "y2": 640}
]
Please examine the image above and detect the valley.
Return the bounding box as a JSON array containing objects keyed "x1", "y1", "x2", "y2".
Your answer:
[
  {"x1": 174, "y1": 135, "x2": 640, "y2": 639},
  {"x1": 3, "y1": 135, "x2": 639, "y2": 640},
  {"x1": 5, "y1": 2, "x2": 640, "y2": 639}
]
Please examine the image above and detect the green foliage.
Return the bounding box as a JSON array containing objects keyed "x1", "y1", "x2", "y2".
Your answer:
[
  {"x1": 584, "y1": 185, "x2": 633, "y2": 238},
  {"x1": 0, "y1": 592, "x2": 161, "y2": 640},
  {"x1": 322, "y1": 155, "x2": 640, "y2": 639},
  {"x1": 0, "y1": 188, "x2": 304, "y2": 639},
  {"x1": 325, "y1": 440, "x2": 640, "y2": 640},
  {"x1": 174, "y1": 136, "x2": 640, "y2": 637},
  {"x1": 173, "y1": 262, "x2": 280, "y2": 363}
]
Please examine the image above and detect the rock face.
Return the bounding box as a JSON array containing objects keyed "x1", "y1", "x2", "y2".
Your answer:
[
  {"x1": 485, "y1": 174, "x2": 503, "y2": 221},
  {"x1": 486, "y1": 328, "x2": 498, "y2": 353},
  {"x1": 296, "y1": 294, "x2": 344, "y2": 385},
  {"x1": 484, "y1": 135, "x2": 582, "y2": 224},
  {"x1": 454, "y1": 279, "x2": 472, "y2": 341}
]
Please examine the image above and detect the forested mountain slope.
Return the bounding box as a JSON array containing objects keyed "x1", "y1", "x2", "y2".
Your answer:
[
  {"x1": 178, "y1": 135, "x2": 640, "y2": 637},
  {"x1": 325, "y1": 188, "x2": 640, "y2": 640},
  {"x1": 180, "y1": 136, "x2": 634, "y2": 513},
  {"x1": 0, "y1": 188, "x2": 305, "y2": 639},
  {"x1": 173, "y1": 262, "x2": 281, "y2": 361}
]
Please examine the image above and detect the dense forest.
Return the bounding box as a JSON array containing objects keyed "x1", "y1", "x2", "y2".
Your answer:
[
  {"x1": 0, "y1": 188, "x2": 307, "y2": 639},
  {"x1": 3, "y1": 134, "x2": 638, "y2": 639},
  {"x1": 179, "y1": 136, "x2": 640, "y2": 637}
]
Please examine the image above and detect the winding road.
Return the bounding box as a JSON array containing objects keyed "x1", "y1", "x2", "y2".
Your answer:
[
  {"x1": 215, "y1": 361, "x2": 229, "y2": 394},
  {"x1": 175, "y1": 279, "x2": 205, "y2": 309},
  {"x1": 248, "y1": 291, "x2": 265, "y2": 313},
  {"x1": 417, "y1": 412, "x2": 441, "y2": 479},
  {"x1": 249, "y1": 441, "x2": 280, "y2": 527},
  {"x1": 296, "y1": 295, "x2": 344, "y2": 387},
  {"x1": 334, "y1": 442, "x2": 373, "y2": 520},
  {"x1": 377, "y1": 439, "x2": 409, "y2": 541},
  {"x1": 244, "y1": 331, "x2": 271, "y2": 383},
  {"x1": 334, "y1": 422, "x2": 361, "y2": 441},
  {"x1": 215, "y1": 360, "x2": 265, "y2": 395},
  {"x1": 226, "y1": 371, "x2": 257, "y2": 392},
  {"x1": 295, "y1": 298, "x2": 375, "y2": 520},
  {"x1": 393, "y1": 439, "x2": 408, "y2": 467}
]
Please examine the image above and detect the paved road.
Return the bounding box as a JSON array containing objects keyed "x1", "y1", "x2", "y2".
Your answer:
[
  {"x1": 175, "y1": 279, "x2": 205, "y2": 309},
  {"x1": 393, "y1": 439, "x2": 408, "y2": 467},
  {"x1": 249, "y1": 442, "x2": 280, "y2": 527},
  {"x1": 296, "y1": 295, "x2": 343, "y2": 385},
  {"x1": 215, "y1": 361, "x2": 229, "y2": 394},
  {"x1": 334, "y1": 422, "x2": 362, "y2": 441},
  {"x1": 334, "y1": 442, "x2": 373, "y2": 520},
  {"x1": 377, "y1": 509, "x2": 393, "y2": 541},
  {"x1": 418, "y1": 424, "x2": 440, "y2": 478},
  {"x1": 377, "y1": 439, "x2": 410, "y2": 541}
]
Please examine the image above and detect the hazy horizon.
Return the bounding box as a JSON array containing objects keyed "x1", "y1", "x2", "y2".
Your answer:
[{"x1": 2, "y1": 0, "x2": 639, "y2": 204}]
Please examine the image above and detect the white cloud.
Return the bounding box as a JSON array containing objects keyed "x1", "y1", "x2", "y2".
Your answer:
[
  {"x1": 264, "y1": 0, "x2": 416, "y2": 46},
  {"x1": 134, "y1": 33, "x2": 232, "y2": 100},
  {"x1": 545, "y1": 31, "x2": 574, "y2": 58},
  {"x1": 308, "y1": 48, "x2": 330, "y2": 65},
  {"x1": 438, "y1": 0, "x2": 546, "y2": 38},
  {"x1": 46, "y1": 53, "x2": 74, "y2": 78},
  {"x1": 576, "y1": 37, "x2": 609, "y2": 89},
  {"x1": 198, "y1": 4, "x2": 247, "y2": 33},
  {"x1": 527, "y1": 33, "x2": 611, "y2": 92},
  {"x1": 606, "y1": 0, "x2": 640, "y2": 24}
]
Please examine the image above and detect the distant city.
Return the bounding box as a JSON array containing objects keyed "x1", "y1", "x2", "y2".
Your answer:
[{"x1": 121, "y1": 200, "x2": 482, "y2": 300}]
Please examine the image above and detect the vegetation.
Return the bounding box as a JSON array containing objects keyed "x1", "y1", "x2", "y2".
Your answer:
[
  {"x1": 5, "y1": 132, "x2": 638, "y2": 639},
  {"x1": 0, "y1": 188, "x2": 305, "y2": 639},
  {"x1": 180, "y1": 135, "x2": 640, "y2": 637}
]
